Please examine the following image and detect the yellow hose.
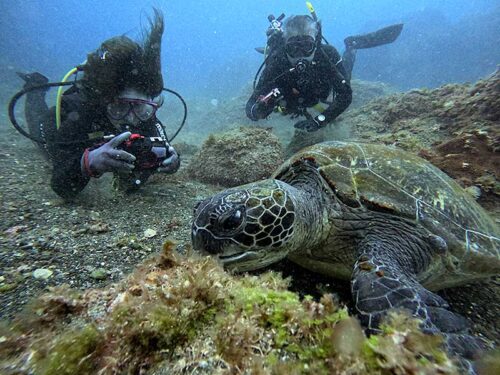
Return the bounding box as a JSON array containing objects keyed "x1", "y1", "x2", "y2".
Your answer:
[{"x1": 56, "y1": 67, "x2": 78, "y2": 130}]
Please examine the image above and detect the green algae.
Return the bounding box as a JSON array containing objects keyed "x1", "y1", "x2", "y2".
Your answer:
[
  {"x1": 0, "y1": 246, "x2": 458, "y2": 374},
  {"x1": 33, "y1": 324, "x2": 102, "y2": 375}
]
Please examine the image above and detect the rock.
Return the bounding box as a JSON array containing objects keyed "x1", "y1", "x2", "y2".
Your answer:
[
  {"x1": 87, "y1": 222, "x2": 110, "y2": 234},
  {"x1": 4, "y1": 225, "x2": 28, "y2": 237},
  {"x1": 33, "y1": 268, "x2": 53, "y2": 280},
  {"x1": 187, "y1": 127, "x2": 284, "y2": 187},
  {"x1": 0, "y1": 283, "x2": 17, "y2": 293},
  {"x1": 143, "y1": 228, "x2": 157, "y2": 238},
  {"x1": 172, "y1": 141, "x2": 199, "y2": 156},
  {"x1": 90, "y1": 268, "x2": 108, "y2": 280},
  {"x1": 331, "y1": 317, "x2": 365, "y2": 357},
  {"x1": 340, "y1": 69, "x2": 500, "y2": 153},
  {"x1": 17, "y1": 264, "x2": 30, "y2": 272},
  {"x1": 350, "y1": 79, "x2": 397, "y2": 109}
]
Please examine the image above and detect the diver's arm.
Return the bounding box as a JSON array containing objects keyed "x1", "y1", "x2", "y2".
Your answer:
[
  {"x1": 320, "y1": 47, "x2": 353, "y2": 124},
  {"x1": 44, "y1": 109, "x2": 92, "y2": 199},
  {"x1": 246, "y1": 60, "x2": 281, "y2": 121},
  {"x1": 321, "y1": 78, "x2": 352, "y2": 124}
]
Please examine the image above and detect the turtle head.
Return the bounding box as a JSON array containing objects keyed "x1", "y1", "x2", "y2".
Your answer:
[{"x1": 192, "y1": 180, "x2": 297, "y2": 272}]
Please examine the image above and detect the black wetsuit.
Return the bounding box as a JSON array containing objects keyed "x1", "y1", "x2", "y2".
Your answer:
[
  {"x1": 25, "y1": 85, "x2": 169, "y2": 199},
  {"x1": 246, "y1": 43, "x2": 353, "y2": 124}
]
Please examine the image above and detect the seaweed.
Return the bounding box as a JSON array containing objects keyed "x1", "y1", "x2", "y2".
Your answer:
[{"x1": 0, "y1": 243, "x2": 458, "y2": 374}]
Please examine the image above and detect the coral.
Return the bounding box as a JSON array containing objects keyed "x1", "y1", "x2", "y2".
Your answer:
[
  {"x1": 341, "y1": 69, "x2": 500, "y2": 152},
  {"x1": 187, "y1": 126, "x2": 284, "y2": 187}
]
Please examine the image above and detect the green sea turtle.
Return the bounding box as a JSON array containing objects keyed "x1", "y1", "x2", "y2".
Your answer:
[{"x1": 192, "y1": 141, "x2": 499, "y2": 360}]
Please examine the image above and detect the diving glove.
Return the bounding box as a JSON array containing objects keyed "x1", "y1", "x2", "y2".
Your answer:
[
  {"x1": 152, "y1": 145, "x2": 180, "y2": 174},
  {"x1": 82, "y1": 132, "x2": 136, "y2": 177},
  {"x1": 294, "y1": 115, "x2": 326, "y2": 132}
]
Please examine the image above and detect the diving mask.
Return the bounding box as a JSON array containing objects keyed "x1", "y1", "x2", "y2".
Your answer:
[
  {"x1": 107, "y1": 97, "x2": 162, "y2": 122},
  {"x1": 285, "y1": 35, "x2": 316, "y2": 59}
]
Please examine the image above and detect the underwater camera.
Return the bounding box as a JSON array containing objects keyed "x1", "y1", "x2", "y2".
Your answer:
[{"x1": 118, "y1": 134, "x2": 172, "y2": 170}]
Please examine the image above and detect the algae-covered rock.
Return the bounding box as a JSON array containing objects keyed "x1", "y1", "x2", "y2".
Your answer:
[
  {"x1": 419, "y1": 130, "x2": 499, "y2": 213},
  {"x1": 0, "y1": 243, "x2": 459, "y2": 375},
  {"x1": 349, "y1": 79, "x2": 397, "y2": 109},
  {"x1": 339, "y1": 69, "x2": 500, "y2": 153},
  {"x1": 187, "y1": 126, "x2": 284, "y2": 187}
]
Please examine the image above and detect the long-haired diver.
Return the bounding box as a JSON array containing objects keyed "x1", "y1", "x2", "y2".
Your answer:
[{"x1": 15, "y1": 8, "x2": 182, "y2": 199}]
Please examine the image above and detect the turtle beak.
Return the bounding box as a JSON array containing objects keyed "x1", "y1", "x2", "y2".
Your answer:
[
  {"x1": 192, "y1": 227, "x2": 221, "y2": 255},
  {"x1": 218, "y1": 249, "x2": 260, "y2": 267},
  {"x1": 192, "y1": 227, "x2": 261, "y2": 270}
]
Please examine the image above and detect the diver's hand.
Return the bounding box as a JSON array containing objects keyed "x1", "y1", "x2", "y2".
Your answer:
[
  {"x1": 249, "y1": 100, "x2": 272, "y2": 121},
  {"x1": 249, "y1": 88, "x2": 282, "y2": 121},
  {"x1": 294, "y1": 117, "x2": 324, "y2": 132},
  {"x1": 82, "y1": 132, "x2": 136, "y2": 177},
  {"x1": 152, "y1": 145, "x2": 180, "y2": 174}
]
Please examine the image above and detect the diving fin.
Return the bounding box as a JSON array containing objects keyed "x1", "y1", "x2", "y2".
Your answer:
[
  {"x1": 16, "y1": 72, "x2": 49, "y2": 88},
  {"x1": 344, "y1": 23, "x2": 403, "y2": 50},
  {"x1": 255, "y1": 47, "x2": 265, "y2": 54}
]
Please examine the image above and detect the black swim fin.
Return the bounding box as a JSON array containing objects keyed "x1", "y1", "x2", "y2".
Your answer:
[
  {"x1": 16, "y1": 72, "x2": 49, "y2": 88},
  {"x1": 344, "y1": 23, "x2": 403, "y2": 49}
]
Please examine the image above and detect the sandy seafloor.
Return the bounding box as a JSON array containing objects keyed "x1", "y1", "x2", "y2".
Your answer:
[{"x1": 0, "y1": 74, "x2": 498, "y2": 373}]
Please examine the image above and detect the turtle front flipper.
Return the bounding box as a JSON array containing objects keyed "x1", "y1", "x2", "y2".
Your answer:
[{"x1": 351, "y1": 239, "x2": 490, "y2": 361}]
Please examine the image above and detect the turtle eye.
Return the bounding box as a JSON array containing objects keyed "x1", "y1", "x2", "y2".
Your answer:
[{"x1": 220, "y1": 208, "x2": 245, "y2": 232}]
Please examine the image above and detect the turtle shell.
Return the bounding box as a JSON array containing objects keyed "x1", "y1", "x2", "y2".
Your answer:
[{"x1": 273, "y1": 141, "x2": 499, "y2": 271}]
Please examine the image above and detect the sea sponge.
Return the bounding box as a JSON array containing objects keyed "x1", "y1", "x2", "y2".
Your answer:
[{"x1": 187, "y1": 126, "x2": 284, "y2": 187}]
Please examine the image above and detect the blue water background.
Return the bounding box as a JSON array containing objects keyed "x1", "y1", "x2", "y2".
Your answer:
[{"x1": 1, "y1": 0, "x2": 498, "y2": 99}]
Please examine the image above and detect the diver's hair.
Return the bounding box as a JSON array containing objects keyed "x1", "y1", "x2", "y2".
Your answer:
[
  {"x1": 81, "y1": 8, "x2": 164, "y2": 107},
  {"x1": 283, "y1": 15, "x2": 320, "y2": 41}
]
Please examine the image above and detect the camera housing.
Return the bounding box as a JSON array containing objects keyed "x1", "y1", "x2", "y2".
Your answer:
[{"x1": 119, "y1": 134, "x2": 169, "y2": 170}]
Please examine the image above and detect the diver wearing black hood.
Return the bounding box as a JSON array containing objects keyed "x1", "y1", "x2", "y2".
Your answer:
[
  {"x1": 246, "y1": 13, "x2": 403, "y2": 137},
  {"x1": 17, "y1": 9, "x2": 180, "y2": 200}
]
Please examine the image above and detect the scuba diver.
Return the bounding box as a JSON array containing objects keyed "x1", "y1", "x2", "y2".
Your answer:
[
  {"x1": 13, "y1": 9, "x2": 181, "y2": 200},
  {"x1": 246, "y1": 3, "x2": 403, "y2": 154}
]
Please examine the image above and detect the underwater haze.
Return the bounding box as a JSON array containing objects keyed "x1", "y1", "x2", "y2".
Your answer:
[
  {"x1": 0, "y1": 0, "x2": 499, "y2": 99},
  {"x1": 1, "y1": 2, "x2": 500, "y2": 373}
]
